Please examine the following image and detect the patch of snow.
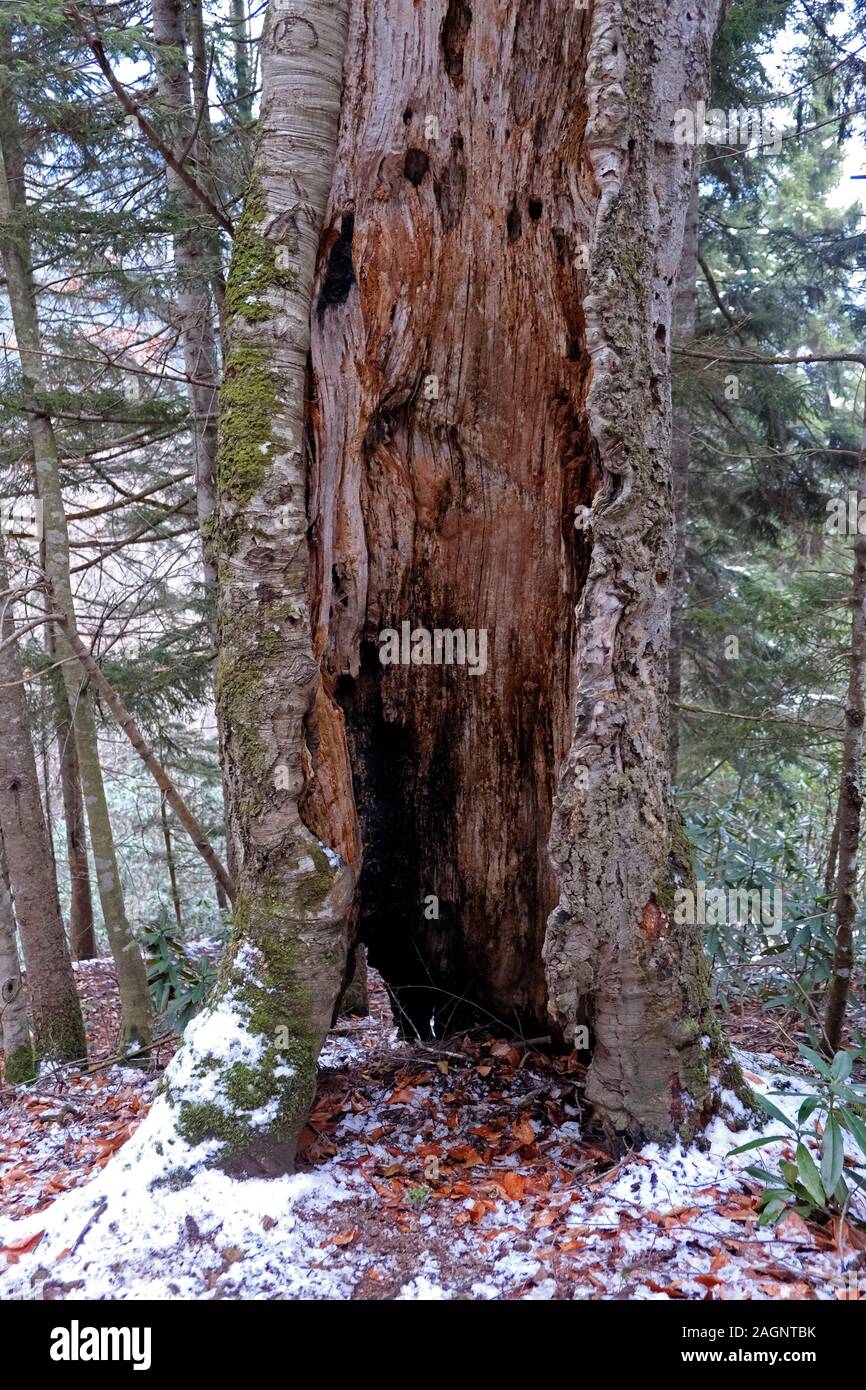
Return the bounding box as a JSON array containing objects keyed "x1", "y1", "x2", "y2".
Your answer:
[{"x1": 397, "y1": 1275, "x2": 450, "y2": 1300}]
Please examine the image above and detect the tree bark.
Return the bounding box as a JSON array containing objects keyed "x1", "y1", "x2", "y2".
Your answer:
[
  {"x1": 0, "y1": 835, "x2": 34, "y2": 1083},
  {"x1": 823, "y1": 795, "x2": 842, "y2": 899},
  {"x1": 669, "y1": 176, "x2": 698, "y2": 782},
  {"x1": 146, "y1": 0, "x2": 354, "y2": 1176},
  {"x1": 208, "y1": 0, "x2": 733, "y2": 1146},
  {"x1": 339, "y1": 941, "x2": 368, "y2": 1016},
  {"x1": 304, "y1": 0, "x2": 724, "y2": 1123},
  {"x1": 160, "y1": 0, "x2": 730, "y2": 1165},
  {"x1": 543, "y1": 0, "x2": 727, "y2": 1143},
  {"x1": 160, "y1": 791, "x2": 184, "y2": 930},
  {"x1": 153, "y1": 0, "x2": 221, "y2": 600},
  {"x1": 50, "y1": 631, "x2": 97, "y2": 960},
  {"x1": 230, "y1": 0, "x2": 253, "y2": 124},
  {"x1": 186, "y1": 0, "x2": 228, "y2": 337},
  {"x1": 0, "y1": 70, "x2": 152, "y2": 1052},
  {"x1": 824, "y1": 403, "x2": 866, "y2": 1056},
  {"x1": 0, "y1": 540, "x2": 85, "y2": 1065},
  {"x1": 544, "y1": 0, "x2": 728, "y2": 1139}
]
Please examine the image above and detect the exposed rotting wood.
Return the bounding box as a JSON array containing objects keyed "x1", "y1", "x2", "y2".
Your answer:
[
  {"x1": 302, "y1": 0, "x2": 738, "y2": 1145},
  {"x1": 309, "y1": 0, "x2": 598, "y2": 1034}
]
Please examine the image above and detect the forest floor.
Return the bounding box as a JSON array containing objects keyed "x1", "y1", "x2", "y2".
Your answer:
[{"x1": 1, "y1": 959, "x2": 865, "y2": 1300}]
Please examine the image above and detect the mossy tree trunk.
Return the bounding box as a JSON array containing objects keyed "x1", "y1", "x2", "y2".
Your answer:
[
  {"x1": 0, "y1": 539, "x2": 85, "y2": 1067},
  {"x1": 305, "y1": 0, "x2": 725, "y2": 1145},
  {"x1": 0, "y1": 71, "x2": 152, "y2": 1054},
  {"x1": 167, "y1": 0, "x2": 730, "y2": 1165},
  {"x1": 152, "y1": 0, "x2": 355, "y2": 1176}
]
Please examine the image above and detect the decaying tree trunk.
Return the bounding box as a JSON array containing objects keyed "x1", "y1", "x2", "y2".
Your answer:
[
  {"x1": 308, "y1": 0, "x2": 725, "y2": 1142},
  {"x1": 0, "y1": 541, "x2": 85, "y2": 1066},
  {"x1": 309, "y1": 0, "x2": 597, "y2": 1035},
  {"x1": 669, "y1": 177, "x2": 699, "y2": 783},
  {"x1": 339, "y1": 942, "x2": 369, "y2": 1016},
  {"x1": 168, "y1": 0, "x2": 732, "y2": 1169},
  {"x1": 824, "y1": 404, "x2": 866, "y2": 1055},
  {"x1": 145, "y1": 0, "x2": 354, "y2": 1176},
  {"x1": 0, "y1": 836, "x2": 34, "y2": 1083}
]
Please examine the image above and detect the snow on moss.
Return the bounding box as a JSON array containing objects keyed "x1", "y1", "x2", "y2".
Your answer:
[{"x1": 157, "y1": 942, "x2": 301, "y2": 1158}]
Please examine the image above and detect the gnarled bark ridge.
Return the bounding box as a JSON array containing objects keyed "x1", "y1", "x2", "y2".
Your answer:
[{"x1": 543, "y1": 0, "x2": 725, "y2": 1142}]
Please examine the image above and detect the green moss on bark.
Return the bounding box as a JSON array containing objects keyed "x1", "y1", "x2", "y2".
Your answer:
[
  {"x1": 225, "y1": 176, "x2": 298, "y2": 327},
  {"x1": 216, "y1": 345, "x2": 279, "y2": 505},
  {"x1": 4, "y1": 1040, "x2": 36, "y2": 1084},
  {"x1": 167, "y1": 928, "x2": 319, "y2": 1167},
  {"x1": 34, "y1": 1005, "x2": 86, "y2": 1066},
  {"x1": 215, "y1": 652, "x2": 269, "y2": 804}
]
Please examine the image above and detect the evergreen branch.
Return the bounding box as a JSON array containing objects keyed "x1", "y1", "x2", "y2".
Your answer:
[
  {"x1": 65, "y1": 3, "x2": 235, "y2": 238},
  {"x1": 676, "y1": 347, "x2": 866, "y2": 368},
  {"x1": 676, "y1": 701, "x2": 843, "y2": 735},
  {"x1": 44, "y1": 577, "x2": 236, "y2": 906}
]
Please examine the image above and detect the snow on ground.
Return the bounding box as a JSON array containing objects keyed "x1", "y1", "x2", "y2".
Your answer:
[{"x1": 1, "y1": 972, "x2": 864, "y2": 1300}]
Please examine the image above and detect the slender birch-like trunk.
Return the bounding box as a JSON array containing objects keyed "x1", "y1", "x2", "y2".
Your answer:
[
  {"x1": 186, "y1": 0, "x2": 228, "y2": 338},
  {"x1": 0, "y1": 72, "x2": 151, "y2": 1052},
  {"x1": 49, "y1": 594, "x2": 235, "y2": 905},
  {"x1": 0, "y1": 540, "x2": 85, "y2": 1065},
  {"x1": 824, "y1": 405, "x2": 866, "y2": 1055},
  {"x1": 139, "y1": 0, "x2": 353, "y2": 1176},
  {"x1": 152, "y1": 0, "x2": 221, "y2": 599},
  {"x1": 231, "y1": 0, "x2": 253, "y2": 124},
  {"x1": 160, "y1": 791, "x2": 184, "y2": 930},
  {"x1": 50, "y1": 630, "x2": 97, "y2": 960}
]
